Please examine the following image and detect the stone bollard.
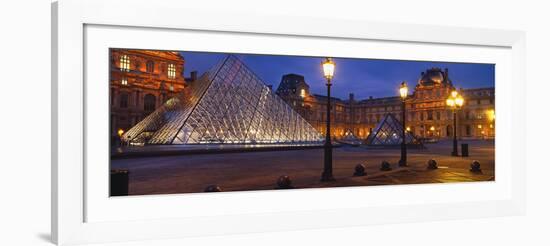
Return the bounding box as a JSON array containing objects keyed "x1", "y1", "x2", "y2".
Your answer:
[
  {"x1": 354, "y1": 163, "x2": 367, "y2": 176},
  {"x1": 204, "y1": 185, "x2": 222, "y2": 192},
  {"x1": 470, "y1": 160, "x2": 482, "y2": 173},
  {"x1": 110, "y1": 169, "x2": 129, "y2": 196},
  {"x1": 380, "y1": 161, "x2": 392, "y2": 171},
  {"x1": 427, "y1": 159, "x2": 438, "y2": 170},
  {"x1": 276, "y1": 175, "x2": 293, "y2": 189}
]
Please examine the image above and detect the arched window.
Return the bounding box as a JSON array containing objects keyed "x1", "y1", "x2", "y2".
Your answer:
[
  {"x1": 146, "y1": 61, "x2": 154, "y2": 73},
  {"x1": 144, "y1": 94, "x2": 156, "y2": 111},
  {"x1": 119, "y1": 55, "x2": 130, "y2": 71},
  {"x1": 119, "y1": 92, "x2": 129, "y2": 108}
]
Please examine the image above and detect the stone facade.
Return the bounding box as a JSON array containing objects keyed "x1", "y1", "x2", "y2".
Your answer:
[
  {"x1": 276, "y1": 68, "x2": 495, "y2": 141},
  {"x1": 110, "y1": 49, "x2": 191, "y2": 142}
]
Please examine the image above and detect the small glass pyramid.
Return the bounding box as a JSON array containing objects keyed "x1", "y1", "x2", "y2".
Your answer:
[{"x1": 365, "y1": 114, "x2": 417, "y2": 145}]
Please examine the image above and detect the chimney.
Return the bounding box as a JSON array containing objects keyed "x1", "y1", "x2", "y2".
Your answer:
[{"x1": 190, "y1": 71, "x2": 198, "y2": 82}]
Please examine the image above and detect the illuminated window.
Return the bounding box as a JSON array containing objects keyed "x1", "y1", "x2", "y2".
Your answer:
[
  {"x1": 300, "y1": 88, "x2": 306, "y2": 98},
  {"x1": 169, "y1": 84, "x2": 174, "y2": 91},
  {"x1": 121, "y1": 78, "x2": 128, "y2": 85},
  {"x1": 120, "y1": 55, "x2": 130, "y2": 71},
  {"x1": 167, "y1": 64, "x2": 176, "y2": 79},
  {"x1": 477, "y1": 124, "x2": 482, "y2": 129}
]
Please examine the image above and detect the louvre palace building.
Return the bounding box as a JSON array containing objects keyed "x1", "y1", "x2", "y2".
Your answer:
[
  {"x1": 112, "y1": 51, "x2": 495, "y2": 145},
  {"x1": 110, "y1": 49, "x2": 197, "y2": 141},
  {"x1": 276, "y1": 68, "x2": 495, "y2": 141}
]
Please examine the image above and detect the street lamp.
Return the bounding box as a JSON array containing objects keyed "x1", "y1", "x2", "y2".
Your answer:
[
  {"x1": 398, "y1": 81, "x2": 408, "y2": 166},
  {"x1": 446, "y1": 90, "x2": 464, "y2": 156},
  {"x1": 321, "y1": 58, "x2": 335, "y2": 182},
  {"x1": 117, "y1": 128, "x2": 125, "y2": 146}
]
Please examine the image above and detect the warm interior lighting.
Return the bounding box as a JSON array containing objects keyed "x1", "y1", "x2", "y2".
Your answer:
[
  {"x1": 120, "y1": 55, "x2": 130, "y2": 71},
  {"x1": 430, "y1": 126, "x2": 435, "y2": 131},
  {"x1": 117, "y1": 129, "x2": 124, "y2": 137},
  {"x1": 300, "y1": 88, "x2": 306, "y2": 98},
  {"x1": 168, "y1": 63, "x2": 176, "y2": 79},
  {"x1": 406, "y1": 127, "x2": 411, "y2": 132},
  {"x1": 322, "y1": 58, "x2": 335, "y2": 80},
  {"x1": 477, "y1": 124, "x2": 482, "y2": 129},
  {"x1": 399, "y1": 81, "x2": 408, "y2": 99}
]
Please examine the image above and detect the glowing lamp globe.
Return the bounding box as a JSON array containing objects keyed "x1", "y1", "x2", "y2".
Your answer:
[
  {"x1": 455, "y1": 95, "x2": 464, "y2": 107},
  {"x1": 399, "y1": 81, "x2": 408, "y2": 99},
  {"x1": 322, "y1": 58, "x2": 335, "y2": 80},
  {"x1": 446, "y1": 98, "x2": 455, "y2": 107},
  {"x1": 451, "y1": 90, "x2": 458, "y2": 98}
]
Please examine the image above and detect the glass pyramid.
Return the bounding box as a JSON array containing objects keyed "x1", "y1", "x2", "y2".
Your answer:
[
  {"x1": 365, "y1": 114, "x2": 417, "y2": 145},
  {"x1": 122, "y1": 55, "x2": 323, "y2": 145},
  {"x1": 337, "y1": 129, "x2": 363, "y2": 145}
]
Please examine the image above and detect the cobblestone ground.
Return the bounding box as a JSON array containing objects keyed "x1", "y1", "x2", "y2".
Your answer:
[{"x1": 111, "y1": 139, "x2": 494, "y2": 196}]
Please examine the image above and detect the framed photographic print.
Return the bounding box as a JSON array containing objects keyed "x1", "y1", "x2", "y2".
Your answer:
[{"x1": 52, "y1": 0, "x2": 526, "y2": 245}]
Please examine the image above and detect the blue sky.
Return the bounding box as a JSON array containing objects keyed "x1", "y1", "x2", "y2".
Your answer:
[{"x1": 180, "y1": 51, "x2": 495, "y2": 100}]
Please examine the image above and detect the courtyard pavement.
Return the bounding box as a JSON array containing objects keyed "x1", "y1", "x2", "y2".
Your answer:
[{"x1": 110, "y1": 139, "x2": 495, "y2": 196}]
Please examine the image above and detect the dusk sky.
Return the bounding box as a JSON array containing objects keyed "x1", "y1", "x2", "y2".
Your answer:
[{"x1": 180, "y1": 51, "x2": 495, "y2": 100}]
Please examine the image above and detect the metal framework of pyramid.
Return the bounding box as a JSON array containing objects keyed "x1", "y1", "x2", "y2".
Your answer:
[
  {"x1": 365, "y1": 114, "x2": 418, "y2": 145},
  {"x1": 122, "y1": 55, "x2": 323, "y2": 145},
  {"x1": 337, "y1": 129, "x2": 363, "y2": 145}
]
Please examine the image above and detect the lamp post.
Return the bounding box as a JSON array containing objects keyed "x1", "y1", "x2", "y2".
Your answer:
[
  {"x1": 117, "y1": 128, "x2": 125, "y2": 146},
  {"x1": 398, "y1": 81, "x2": 408, "y2": 167},
  {"x1": 446, "y1": 90, "x2": 464, "y2": 156},
  {"x1": 321, "y1": 58, "x2": 335, "y2": 182}
]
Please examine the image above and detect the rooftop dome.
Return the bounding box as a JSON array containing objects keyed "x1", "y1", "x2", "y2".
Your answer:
[{"x1": 418, "y1": 67, "x2": 450, "y2": 86}]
